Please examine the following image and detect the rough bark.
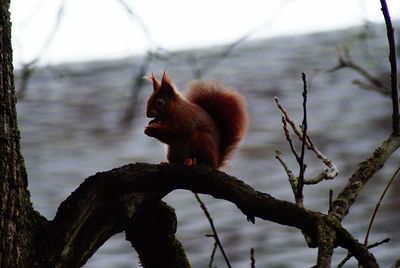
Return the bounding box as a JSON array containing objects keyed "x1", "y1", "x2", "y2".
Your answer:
[
  {"x1": 330, "y1": 135, "x2": 400, "y2": 221},
  {"x1": 0, "y1": 1, "x2": 45, "y2": 267},
  {"x1": 42, "y1": 162, "x2": 377, "y2": 267},
  {"x1": 44, "y1": 168, "x2": 191, "y2": 268}
]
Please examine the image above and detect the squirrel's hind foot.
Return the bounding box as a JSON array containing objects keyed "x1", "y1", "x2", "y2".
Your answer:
[{"x1": 184, "y1": 158, "x2": 197, "y2": 167}]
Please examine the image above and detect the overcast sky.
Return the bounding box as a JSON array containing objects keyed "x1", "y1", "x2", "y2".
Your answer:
[{"x1": 10, "y1": 0, "x2": 400, "y2": 66}]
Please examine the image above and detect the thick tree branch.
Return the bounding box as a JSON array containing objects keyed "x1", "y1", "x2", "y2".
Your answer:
[
  {"x1": 330, "y1": 134, "x2": 400, "y2": 221},
  {"x1": 125, "y1": 200, "x2": 191, "y2": 268},
  {"x1": 44, "y1": 163, "x2": 378, "y2": 267},
  {"x1": 45, "y1": 172, "x2": 190, "y2": 268},
  {"x1": 316, "y1": 219, "x2": 335, "y2": 267}
]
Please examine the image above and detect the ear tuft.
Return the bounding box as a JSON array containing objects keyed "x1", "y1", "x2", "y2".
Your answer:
[
  {"x1": 161, "y1": 71, "x2": 174, "y2": 88},
  {"x1": 144, "y1": 73, "x2": 161, "y2": 91}
]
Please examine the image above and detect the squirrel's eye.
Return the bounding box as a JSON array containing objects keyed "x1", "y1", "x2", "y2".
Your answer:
[{"x1": 155, "y1": 99, "x2": 165, "y2": 108}]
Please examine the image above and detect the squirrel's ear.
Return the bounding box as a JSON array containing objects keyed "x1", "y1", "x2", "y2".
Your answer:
[
  {"x1": 160, "y1": 71, "x2": 176, "y2": 96},
  {"x1": 143, "y1": 73, "x2": 161, "y2": 91}
]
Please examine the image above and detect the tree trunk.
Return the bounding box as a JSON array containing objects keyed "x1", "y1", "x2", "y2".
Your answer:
[{"x1": 0, "y1": 1, "x2": 46, "y2": 267}]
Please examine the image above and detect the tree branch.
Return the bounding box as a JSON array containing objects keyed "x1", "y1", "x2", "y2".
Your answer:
[
  {"x1": 380, "y1": 0, "x2": 399, "y2": 135},
  {"x1": 125, "y1": 200, "x2": 191, "y2": 268},
  {"x1": 329, "y1": 46, "x2": 390, "y2": 95},
  {"x1": 297, "y1": 72, "x2": 308, "y2": 202},
  {"x1": 330, "y1": 134, "x2": 400, "y2": 222},
  {"x1": 44, "y1": 163, "x2": 378, "y2": 267},
  {"x1": 46, "y1": 170, "x2": 190, "y2": 268}
]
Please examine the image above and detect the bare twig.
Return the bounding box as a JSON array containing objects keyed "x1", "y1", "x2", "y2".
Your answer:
[
  {"x1": 194, "y1": 33, "x2": 250, "y2": 78},
  {"x1": 120, "y1": 52, "x2": 153, "y2": 126},
  {"x1": 116, "y1": 0, "x2": 155, "y2": 46},
  {"x1": 329, "y1": 46, "x2": 389, "y2": 94},
  {"x1": 380, "y1": 0, "x2": 399, "y2": 135},
  {"x1": 280, "y1": 115, "x2": 300, "y2": 160},
  {"x1": 352, "y1": 79, "x2": 389, "y2": 96},
  {"x1": 364, "y1": 166, "x2": 400, "y2": 247},
  {"x1": 275, "y1": 150, "x2": 299, "y2": 200},
  {"x1": 194, "y1": 193, "x2": 232, "y2": 268},
  {"x1": 275, "y1": 150, "x2": 296, "y2": 180},
  {"x1": 297, "y1": 73, "x2": 308, "y2": 201},
  {"x1": 337, "y1": 238, "x2": 390, "y2": 268},
  {"x1": 250, "y1": 248, "x2": 256, "y2": 268},
  {"x1": 274, "y1": 97, "x2": 339, "y2": 184},
  {"x1": 208, "y1": 241, "x2": 218, "y2": 268},
  {"x1": 17, "y1": 0, "x2": 67, "y2": 99},
  {"x1": 275, "y1": 97, "x2": 304, "y2": 142},
  {"x1": 305, "y1": 140, "x2": 339, "y2": 183},
  {"x1": 16, "y1": 61, "x2": 38, "y2": 99}
]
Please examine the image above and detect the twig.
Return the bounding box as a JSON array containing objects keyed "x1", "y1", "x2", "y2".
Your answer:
[
  {"x1": 16, "y1": 61, "x2": 38, "y2": 99},
  {"x1": 364, "y1": 166, "x2": 400, "y2": 247},
  {"x1": 120, "y1": 52, "x2": 153, "y2": 126},
  {"x1": 329, "y1": 189, "x2": 333, "y2": 213},
  {"x1": 208, "y1": 241, "x2": 218, "y2": 268},
  {"x1": 352, "y1": 79, "x2": 389, "y2": 96},
  {"x1": 182, "y1": 0, "x2": 292, "y2": 79},
  {"x1": 116, "y1": 0, "x2": 155, "y2": 46},
  {"x1": 329, "y1": 46, "x2": 389, "y2": 94},
  {"x1": 275, "y1": 97, "x2": 304, "y2": 142},
  {"x1": 275, "y1": 150, "x2": 301, "y2": 203},
  {"x1": 250, "y1": 248, "x2": 256, "y2": 268},
  {"x1": 196, "y1": 33, "x2": 250, "y2": 78},
  {"x1": 275, "y1": 150, "x2": 296, "y2": 182},
  {"x1": 16, "y1": 0, "x2": 67, "y2": 99},
  {"x1": 337, "y1": 238, "x2": 390, "y2": 268},
  {"x1": 280, "y1": 116, "x2": 300, "y2": 160},
  {"x1": 194, "y1": 193, "x2": 232, "y2": 268},
  {"x1": 297, "y1": 73, "x2": 308, "y2": 200},
  {"x1": 274, "y1": 97, "x2": 339, "y2": 184},
  {"x1": 380, "y1": 0, "x2": 399, "y2": 135}
]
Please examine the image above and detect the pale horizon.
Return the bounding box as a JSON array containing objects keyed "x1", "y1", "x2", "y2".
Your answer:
[{"x1": 10, "y1": 0, "x2": 400, "y2": 67}]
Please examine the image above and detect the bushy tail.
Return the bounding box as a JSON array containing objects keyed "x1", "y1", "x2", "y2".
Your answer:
[{"x1": 186, "y1": 81, "x2": 248, "y2": 167}]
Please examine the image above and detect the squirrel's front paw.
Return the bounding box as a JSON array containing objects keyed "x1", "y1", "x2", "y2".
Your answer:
[{"x1": 144, "y1": 125, "x2": 157, "y2": 137}]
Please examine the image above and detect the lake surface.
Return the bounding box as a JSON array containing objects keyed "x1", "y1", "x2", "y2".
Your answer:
[{"x1": 16, "y1": 23, "x2": 400, "y2": 267}]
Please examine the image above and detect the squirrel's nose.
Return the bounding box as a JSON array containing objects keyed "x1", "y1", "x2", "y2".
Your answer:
[{"x1": 146, "y1": 109, "x2": 157, "y2": 118}]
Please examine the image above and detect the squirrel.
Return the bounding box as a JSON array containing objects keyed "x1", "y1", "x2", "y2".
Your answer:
[{"x1": 144, "y1": 72, "x2": 248, "y2": 169}]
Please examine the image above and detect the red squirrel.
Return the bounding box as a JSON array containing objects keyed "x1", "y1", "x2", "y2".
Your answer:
[{"x1": 144, "y1": 72, "x2": 248, "y2": 169}]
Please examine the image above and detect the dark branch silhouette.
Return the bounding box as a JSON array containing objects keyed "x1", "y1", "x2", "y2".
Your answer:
[
  {"x1": 380, "y1": 0, "x2": 399, "y2": 135},
  {"x1": 38, "y1": 162, "x2": 385, "y2": 267}
]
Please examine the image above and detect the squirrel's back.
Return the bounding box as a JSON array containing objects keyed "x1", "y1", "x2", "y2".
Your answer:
[{"x1": 186, "y1": 81, "x2": 248, "y2": 167}]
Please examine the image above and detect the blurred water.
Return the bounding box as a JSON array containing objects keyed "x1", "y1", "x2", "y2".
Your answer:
[{"x1": 16, "y1": 23, "x2": 400, "y2": 267}]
